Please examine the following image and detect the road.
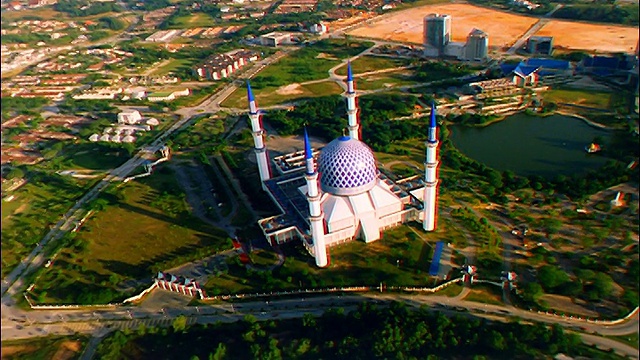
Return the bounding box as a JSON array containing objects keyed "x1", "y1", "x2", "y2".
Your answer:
[
  {"x1": 506, "y1": 4, "x2": 564, "y2": 55},
  {"x1": 1, "y1": 50, "x2": 289, "y2": 321},
  {"x1": 1, "y1": 292, "x2": 638, "y2": 358}
]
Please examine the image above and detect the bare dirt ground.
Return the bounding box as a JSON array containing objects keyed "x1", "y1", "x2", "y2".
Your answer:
[
  {"x1": 535, "y1": 20, "x2": 638, "y2": 53},
  {"x1": 316, "y1": 52, "x2": 338, "y2": 60},
  {"x1": 51, "y1": 341, "x2": 82, "y2": 360},
  {"x1": 276, "y1": 83, "x2": 304, "y2": 96},
  {"x1": 540, "y1": 294, "x2": 599, "y2": 317},
  {"x1": 348, "y1": 3, "x2": 538, "y2": 48}
]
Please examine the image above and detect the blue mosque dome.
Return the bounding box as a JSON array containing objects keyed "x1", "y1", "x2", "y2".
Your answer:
[{"x1": 317, "y1": 136, "x2": 378, "y2": 196}]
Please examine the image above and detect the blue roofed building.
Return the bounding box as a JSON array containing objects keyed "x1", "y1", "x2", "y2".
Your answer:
[{"x1": 579, "y1": 55, "x2": 638, "y2": 77}]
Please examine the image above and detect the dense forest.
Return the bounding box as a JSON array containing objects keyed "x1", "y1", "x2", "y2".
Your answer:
[
  {"x1": 263, "y1": 94, "x2": 423, "y2": 152},
  {"x1": 54, "y1": 0, "x2": 122, "y2": 17},
  {"x1": 94, "y1": 301, "x2": 621, "y2": 360}
]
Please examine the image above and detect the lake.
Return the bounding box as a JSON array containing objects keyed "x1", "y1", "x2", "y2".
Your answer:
[{"x1": 448, "y1": 113, "x2": 612, "y2": 177}]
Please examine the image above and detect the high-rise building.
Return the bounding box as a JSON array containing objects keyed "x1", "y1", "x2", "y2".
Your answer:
[
  {"x1": 465, "y1": 28, "x2": 489, "y2": 61},
  {"x1": 423, "y1": 13, "x2": 451, "y2": 57}
]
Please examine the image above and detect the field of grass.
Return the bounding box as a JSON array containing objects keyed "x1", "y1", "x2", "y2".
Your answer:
[
  {"x1": 29, "y1": 166, "x2": 232, "y2": 304},
  {"x1": 462, "y1": 284, "x2": 504, "y2": 305},
  {"x1": 249, "y1": 249, "x2": 281, "y2": 267},
  {"x1": 221, "y1": 80, "x2": 343, "y2": 108},
  {"x1": 169, "y1": 13, "x2": 216, "y2": 28},
  {"x1": 357, "y1": 70, "x2": 418, "y2": 91},
  {"x1": 248, "y1": 39, "x2": 372, "y2": 91},
  {"x1": 62, "y1": 143, "x2": 131, "y2": 170},
  {"x1": 150, "y1": 59, "x2": 191, "y2": 76},
  {"x1": 607, "y1": 332, "x2": 639, "y2": 349},
  {"x1": 335, "y1": 56, "x2": 413, "y2": 76},
  {"x1": 0, "y1": 7, "x2": 67, "y2": 21},
  {"x1": 1, "y1": 172, "x2": 90, "y2": 278},
  {"x1": 544, "y1": 88, "x2": 613, "y2": 109},
  {"x1": 204, "y1": 224, "x2": 445, "y2": 295},
  {"x1": 1, "y1": 335, "x2": 88, "y2": 360}
]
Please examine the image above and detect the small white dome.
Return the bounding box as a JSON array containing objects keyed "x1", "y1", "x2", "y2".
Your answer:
[{"x1": 317, "y1": 136, "x2": 378, "y2": 196}]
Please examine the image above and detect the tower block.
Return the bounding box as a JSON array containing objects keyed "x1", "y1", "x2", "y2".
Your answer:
[
  {"x1": 423, "y1": 102, "x2": 440, "y2": 231},
  {"x1": 304, "y1": 128, "x2": 327, "y2": 267},
  {"x1": 246, "y1": 81, "x2": 271, "y2": 189},
  {"x1": 345, "y1": 62, "x2": 360, "y2": 141}
]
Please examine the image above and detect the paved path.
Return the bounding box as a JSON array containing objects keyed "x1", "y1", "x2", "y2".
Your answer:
[{"x1": 506, "y1": 4, "x2": 564, "y2": 55}]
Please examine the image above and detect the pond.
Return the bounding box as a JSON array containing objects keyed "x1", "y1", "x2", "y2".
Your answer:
[{"x1": 448, "y1": 113, "x2": 612, "y2": 177}]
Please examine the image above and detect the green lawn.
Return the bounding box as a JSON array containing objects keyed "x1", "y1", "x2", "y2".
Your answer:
[
  {"x1": 607, "y1": 332, "x2": 639, "y2": 349},
  {"x1": 335, "y1": 56, "x2": 413, "y2": 76},
  {"x1": 150, "y1": 59, "x2": 191, "y2": 76},
  {"x1": 63, "y1": 143, "x2": 130, "y2": 170},
  {"x1": 462, "y1": 284, "x2": 504, "y2": 305},
  {"x1": 1, "y1": 172, "x2": 89, "y2": 278},
  {"x1": 357, "y1": 71, "x2": 418, "y2": 91},
  {"x1": 204, "y1": 224, "x2": 444, "y2": 295},
  {"x1": 29, "y1": 166, "x2": 232, "y2": 304},
  {"x1": 168, "y1": 13, "x2": 216, "y2": 28},
  {"x1": 544, "y1": 88, "x2": 613, "y2": 109},
  {"x1": 221, "y1": 80, "x2": 343, "y2": 108},
  {"x1": 1, "y1": 335, "x2": 89, "y2": 360}
]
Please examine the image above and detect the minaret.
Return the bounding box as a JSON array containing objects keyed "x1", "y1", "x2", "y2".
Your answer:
[
  {"x1": 345, "y1": 61, "x2": 359, "y2": 141},
  {"x1": 247, "y1": 81, "x2": 271, "y2": 190},
  {"x1": 423, "y1": 102, "x2": 439, "y2": 231},
  {"x1": 304, "y1": 128, "x2": 327, "y2": 267}
]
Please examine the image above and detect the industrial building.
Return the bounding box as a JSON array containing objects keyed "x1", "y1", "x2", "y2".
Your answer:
[{"x1": 260, "y1": 32, "x2": 293, "y2": 47}]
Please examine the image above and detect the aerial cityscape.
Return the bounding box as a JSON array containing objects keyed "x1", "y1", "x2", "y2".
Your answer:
[{"x1": 1, "y1": 0, "x2": 638, "y2": 358}]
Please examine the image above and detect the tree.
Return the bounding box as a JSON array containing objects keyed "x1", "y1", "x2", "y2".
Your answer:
[
  {"x1": 6, "y1": 168, "x2": 24, "y2": 180},
  {"x1": 210, "y1": 343, "x2": 227, "y2": 360},
  {"x1": 172, "y1": 315, "x2": 187, "y2": 333},
  {"x1": 521, "y1": 282, "x2": 544, "y2": 303},
  {"x1": 537, "y1": 265, "x2": 570, "y2": 292},
  {"x1": 590, "y1": 272, "x2": 614, "y2": 299}
]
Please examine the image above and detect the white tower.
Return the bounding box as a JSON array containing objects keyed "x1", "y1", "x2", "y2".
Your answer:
[
  {"x1": 345, "y1": 62, "x2": 360, "y2": 140},
  {"x1": 304, "y1": 128, "x2": 327, "y2": 267},
  {"x1": 247, "y1": 81, "x2": 271, "y2": 190},
  {"x1": 423, "y1": 102, "x2": 439, "y2": 231}
]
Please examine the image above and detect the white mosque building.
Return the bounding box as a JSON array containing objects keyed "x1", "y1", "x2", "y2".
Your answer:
[{"x1": 250, "y1": 63, "x2": 441, "y2": 267}]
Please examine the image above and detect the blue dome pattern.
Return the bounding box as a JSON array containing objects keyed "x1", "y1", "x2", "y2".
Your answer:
[{"x1": 317, "y1": 136, "x2": 378, "y2": 196}]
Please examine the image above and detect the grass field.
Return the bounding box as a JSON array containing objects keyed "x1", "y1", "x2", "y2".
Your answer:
[
  {"x1": 204, "y1": 224, "x2": 443, "y2": 295},
  {"x1": 0, "y1": 8, "x2": 67, "y2": 21},
  {"x1": 334, "y1": 56, "x2": 413, "y2": 76},
  {"x1": 1, "y1": 335, "x2": 88, "y2": 360},
  {"x1": 221, "y1": 81, "x2": 343, "y2": 108},
  {"x1": 149, "y1": 59, "x2": 191, "y2": 76},
  {"x1": 1, "y1": 173, "x2": 89, "y2": 278},
  {"x1": 248, "y1": 39, "x2": 372, "y2": 90},
  {"x1": 169, "y1": 13, "x2": 216, "y2": 28},
  {"x1": 607, "y1": 332, "x2": 640, "y2": 349},
  {"x1": 62, "y1": 143, "x2": 131, "y2": 170},
  {"x1": 544, "y1": 88, "x2": 613, "y2": 109},
  {"x1": 357, "y1": 70, "x2": 417, "y2": 91},
  {"x1": 29, "y1": 166, "x2": 232, "y2": 304},
  {"x1": 462, "y1": 284, "x2": 504, "y2": 305}
]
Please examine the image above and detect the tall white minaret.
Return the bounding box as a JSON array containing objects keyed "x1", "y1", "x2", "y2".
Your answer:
[
  {"x1": 423, "y1": 102, "x2": 440, "y2": 231},
  {"x1": 247, "y1": 81, "x2": 271, "y2": 190},
  {"x1": 345, "y1": 61, "x2": 360, "y2": 140},
  {"x1": 304, "y1": 128, "x2": 327, "y2": 267}
]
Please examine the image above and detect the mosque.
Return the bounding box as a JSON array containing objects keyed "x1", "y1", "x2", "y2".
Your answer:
[{"x1": 247, "y1": 63, "x2": 441, "y2": 267}]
